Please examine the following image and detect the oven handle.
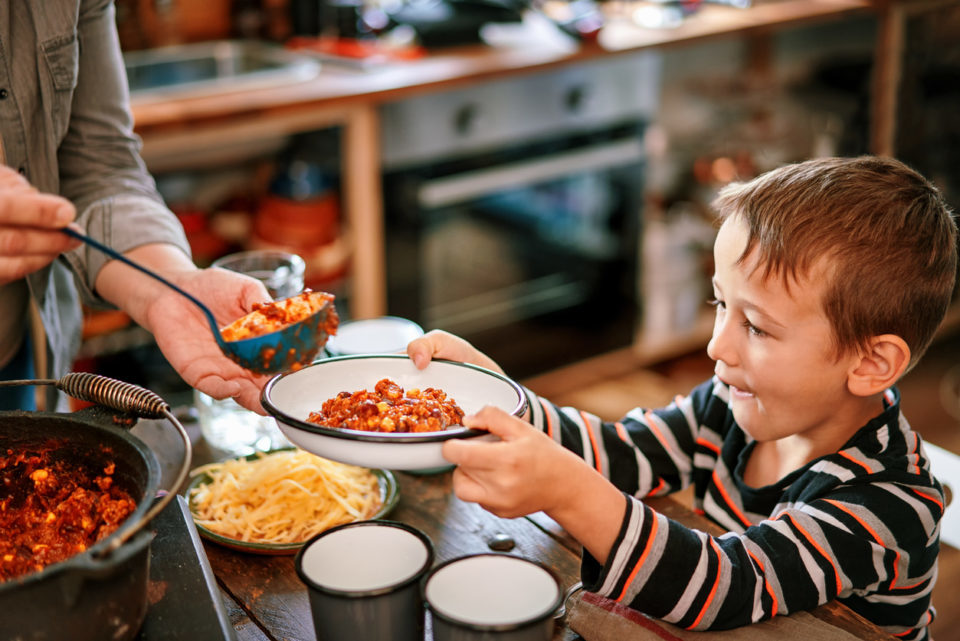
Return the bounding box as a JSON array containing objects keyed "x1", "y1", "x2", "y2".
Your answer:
[{"x1": 416, "y1": 138, "x2": 645, "y2": 209}]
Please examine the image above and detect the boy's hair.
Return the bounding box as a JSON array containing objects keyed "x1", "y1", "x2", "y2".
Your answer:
[{"x1": 712, "y1": 155, "x2": 958, "y2": 370}]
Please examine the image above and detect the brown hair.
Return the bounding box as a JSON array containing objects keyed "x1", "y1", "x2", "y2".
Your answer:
[{"x1": 712, "y1": 156, "x2": 958, "y2": 370}]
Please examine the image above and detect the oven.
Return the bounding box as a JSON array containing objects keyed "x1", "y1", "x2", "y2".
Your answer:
[{"x1": 380, "y1": 51, "x2": 661, "y2": 378}]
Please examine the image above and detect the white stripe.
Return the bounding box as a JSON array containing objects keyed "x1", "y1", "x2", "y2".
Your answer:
[
  {"x1": 617, "y1": 422, "x2": 654, "y2": 496},
  {"x1": 802, "y1": 504, "x2": 888, "y2": 593},
  {"x1": 582, "y1": 411, "x2": 610, "y2": 478},
  {"x1": 812, "y1": 459, "x2": 862, "y2": 484},
  {"x1": 605, "y1": 501, "x2": 670, "y2": 601},
  {"x1": 673, "y1": 393, "x2": 702, "y2": 452},
  {"x1": 741, "y1": 536, "x2": 787, "y2": 619},
  {"x1": 863, "y1": 583, "x2": 935, "y2": 606},
  {"x1": 540, "y1": 402, "x2": 563, "y2": 444},
  {"x1": 875, "y1": 482, "x2": 940, "y2": 538},
  {"x1": 644, "y1": 410, "x2": 693, "y2": 478},
  {"x1": 525, "y1": 387, "x2": 543, "y2": 428},
  {"x1": 600, "y1": 497, "x2": 646, "y2": 595},
  {"x1": 842, "y1": 445, "x2": 886, "y2": 476},
  {"x1": 703, "y1": 490, "x2": 748, "y2": 534},
  {"x1": 561, "y1": 406, "x2": 595, "y2": 468},
  {"x1": 711, "y1": 378, "x2": 730, "y2": 403},
  {"x1": 765, "y1": 518, "x2": 830, "y2": 603},
  {"x1": 664, "y1": 529, "x2": 714, "y2": 623}
]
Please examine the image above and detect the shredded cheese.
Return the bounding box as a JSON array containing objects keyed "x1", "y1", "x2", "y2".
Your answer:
[{"x1": 188, "y1": 450, "x2": 382, "y2": 544}]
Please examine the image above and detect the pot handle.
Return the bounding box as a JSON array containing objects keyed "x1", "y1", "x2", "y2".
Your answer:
[{"x1": 9, "y1": 372, "x2": 193, "y2": 556}]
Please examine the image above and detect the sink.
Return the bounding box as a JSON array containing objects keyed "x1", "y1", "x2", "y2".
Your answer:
[{"x1": 124, "y1": 40, "x2": 322, "y2": 100}]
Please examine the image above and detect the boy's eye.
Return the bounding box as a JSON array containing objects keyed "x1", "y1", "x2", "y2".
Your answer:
[
  {"x1": 707, "y1": 298, "x2": 725, "y2": 310},
  {"x1": 741, "y1": 320, "x2": 766, "y2": 337}
]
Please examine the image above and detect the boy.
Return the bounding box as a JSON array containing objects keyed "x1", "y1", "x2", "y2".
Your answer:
[{"x1": 407, "y1": 156, "x2": 957, "y2": 640}]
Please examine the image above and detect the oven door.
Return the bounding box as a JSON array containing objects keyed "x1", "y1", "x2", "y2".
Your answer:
[{"x1": 384, "y1": 125, "x2": 645, "y2": 378}]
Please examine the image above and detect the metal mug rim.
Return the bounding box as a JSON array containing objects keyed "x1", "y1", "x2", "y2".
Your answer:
[
  {"x1": 422, "y1": 552, "x2": 564, "y2": 633},
  {"x1": 294, "y1": 519, "x2": 435, "y2": 598}
]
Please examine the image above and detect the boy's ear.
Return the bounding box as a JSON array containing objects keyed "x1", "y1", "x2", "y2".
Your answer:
[{"x1": 847, "y1": 334, "x2": 911, "y2": 397}]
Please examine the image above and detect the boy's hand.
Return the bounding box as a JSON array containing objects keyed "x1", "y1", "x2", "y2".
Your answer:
[
  {"x1": 407, "y1": 329, "x2": 504, "y2": 374},
  {"x1": 444, "y1": 405, "x2": 627, "y2": 564},
  {"x1": 442, "y1": 405, "x2": 577, "y2": 518},
  {"x1": 0, "y1": 167, "x2": 80, "y2": 284}
]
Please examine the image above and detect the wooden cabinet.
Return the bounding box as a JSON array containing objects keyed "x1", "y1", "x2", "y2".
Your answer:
[{"x1": 129, "y1": 0, "x2": 880, "y2": 363}]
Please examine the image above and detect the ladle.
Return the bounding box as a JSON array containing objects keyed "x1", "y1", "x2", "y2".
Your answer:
[{"x1": 62, "y1": 227, "x2": 334, "y2": 375}]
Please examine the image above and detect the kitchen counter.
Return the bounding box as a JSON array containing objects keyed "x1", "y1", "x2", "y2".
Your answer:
[{"x1": 129, "y1": 0, "x2": 875, "y2": 323}]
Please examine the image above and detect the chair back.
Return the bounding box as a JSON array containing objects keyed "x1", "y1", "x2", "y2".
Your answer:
[{"x1": 925, "y1": 442, "x2": 960, "y2": 550}]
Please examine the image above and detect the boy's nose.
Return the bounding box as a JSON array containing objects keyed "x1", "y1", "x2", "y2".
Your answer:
[{"x1": 706, "y1": 315, "x2": 735, "y2": 365}]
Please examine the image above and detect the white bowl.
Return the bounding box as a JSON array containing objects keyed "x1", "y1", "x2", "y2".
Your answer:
[{"x1": 261, "y1": 355, "x2": 527, "y2": 470}]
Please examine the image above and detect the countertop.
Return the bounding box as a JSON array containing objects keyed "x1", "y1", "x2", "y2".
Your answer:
[
  {"x1": 126, "y1": 0, "x2": 877, "y2": 326},
  {"x1": 129, "y1": 0, "x2": 873, "y2": 134}
]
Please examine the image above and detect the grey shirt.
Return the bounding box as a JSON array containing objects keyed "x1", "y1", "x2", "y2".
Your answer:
[{"x1": 0, "y1": 0, "x2": 190, "y2": 408}]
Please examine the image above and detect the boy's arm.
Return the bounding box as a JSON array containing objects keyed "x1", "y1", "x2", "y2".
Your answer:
[
  {"x1": 521, "y1": 378, "x2": 718, "y2": 497},
  {"x1": 526, "y1": 382, "x2": 939, "y2": 636},
  {"x1": 588, "y1": 480, "x2": 939, "y2": 636}
]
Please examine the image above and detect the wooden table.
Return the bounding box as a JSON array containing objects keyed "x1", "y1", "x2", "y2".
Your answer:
[
  {"x1": 193, "y1": 470, "x2": 893, "y2": 641},
  {"x1": 127, "y1": 396, "x2": 896, "y2": 641},
  {"x1": 201, "y1": 470, "x2": 582, "y2": 641}
]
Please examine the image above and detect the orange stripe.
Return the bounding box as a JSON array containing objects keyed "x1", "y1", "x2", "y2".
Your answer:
[
  {"x1": 894, "y1": 577, "x2": 927, "y2": 591},
  {"x1": 892, "y1": 609, "x2": 931, "y2": 637},
  {"x1": 644, "y1": 410, "x2": 674, "y2": 456},
  {"x1": 912, "y1": 488, "x2": 944, "y2": 512},
  {"x1": 616, "y1": 509, "x2": 659, "y2": 602},
  {"x1": 823, "y1": 499, "x2": 898, "y2": 587},
  {"x1": 838, "y1": 450, "x2": 873, "y2": 474},
  {"x1": 711, "y1": 470, "x2": 752, "y2": 529},
  {"x1": 689, "y1": 538, "x2": 723, "y2": 628},
  {"x1": 909, "y1": 433, "x2": 920, "y2": 476},
  {"x1": 614, "y1": 421, "x2": 630, "y2": 443},
  {"x1": 783, "y1": 514, "x2": 842, "y2": 595},
  {"x1": 823, "y1": 499, "x2": 883, "y2": 545},
  {"x1": 747, "y1": 551, "x2": 778, "y2": 617},
  {"x1": 538, "y1": 398, "x2": 554, "y2": 440},
  {"x1": 581, "y1": 411, "x2": 602, "y2": 473},
  {"x1": 647, "y1": 477, "x2": 666, "y2": 497},
  {"x1": 696, "y1": 436, "x2": 720, "y2": 456}
]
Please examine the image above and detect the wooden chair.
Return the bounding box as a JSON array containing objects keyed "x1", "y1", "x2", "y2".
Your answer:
[{"x1": 926, "y1": 442, "x2": 960, "y2": 550}]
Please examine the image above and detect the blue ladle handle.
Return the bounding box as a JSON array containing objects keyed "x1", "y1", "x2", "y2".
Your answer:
[{"x1": 61, "y1": 226, "x2": 228, "y2": 350}]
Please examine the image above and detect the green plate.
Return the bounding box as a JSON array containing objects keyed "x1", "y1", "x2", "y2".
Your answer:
[{"x1": 185, "y1": 450, "x2": 400, "y2": 555}]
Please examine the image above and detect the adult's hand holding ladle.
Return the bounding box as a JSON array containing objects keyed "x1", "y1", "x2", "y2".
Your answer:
[
  {"x1": 63, "y1": 227, "x2": 336, "y2": 380},
  {"x1": 0, "y1": 166, "x2": 80, "y2": 285}
]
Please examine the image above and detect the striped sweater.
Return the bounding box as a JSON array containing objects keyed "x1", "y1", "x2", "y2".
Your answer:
[{"x1": 525, "y1": 377, "x2": 943, "y2": 640}]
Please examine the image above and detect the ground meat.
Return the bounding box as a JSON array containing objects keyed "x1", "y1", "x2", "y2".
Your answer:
[
  {"x1": 0, "y1": 446, "x2": 137, "y2": 581},
  {"x1": 307, "y1": 378, "x2": 465, "y2": 433}
]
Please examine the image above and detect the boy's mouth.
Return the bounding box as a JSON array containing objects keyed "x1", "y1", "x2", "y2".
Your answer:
[
  {"x1": 718, "y1": 373, "x2": 755, "y2": 399},
  {"x1": 729, "y1": 385, "x2": 755, "y2": 399}
]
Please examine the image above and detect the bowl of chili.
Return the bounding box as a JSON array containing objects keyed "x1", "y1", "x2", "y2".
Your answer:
[{"x1": 262, "y1": 355, "x2": 527, "y2": 470}]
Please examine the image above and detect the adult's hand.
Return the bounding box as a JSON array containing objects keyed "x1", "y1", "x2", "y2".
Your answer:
[
  {"x1": 143, "y1": 267, "x2": 273, "y2": 411},
  {"x1": 0, "y1": 166, "x2": 80, "y2": 284},
  {"x1": 95, "y1": 244, "x2": 273, "y2": 412}
]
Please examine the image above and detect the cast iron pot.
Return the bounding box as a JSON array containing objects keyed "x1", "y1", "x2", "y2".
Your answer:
[{"x1": 0, "y1": 373, "x2": 192, "y2": 641}]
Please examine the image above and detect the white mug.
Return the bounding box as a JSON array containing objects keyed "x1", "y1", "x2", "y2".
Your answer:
[{"x1": 424, "y1": 553, "x2": 562, "y2": 640}]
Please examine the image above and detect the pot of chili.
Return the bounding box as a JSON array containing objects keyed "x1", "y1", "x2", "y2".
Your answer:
[{"x1": 0, "y1": 373, "x2": 192, "y2": 641}]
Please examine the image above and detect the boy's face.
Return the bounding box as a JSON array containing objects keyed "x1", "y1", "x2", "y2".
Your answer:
[{"x1": 707, "y1": 214, "x2": 860, "y2": 445}]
